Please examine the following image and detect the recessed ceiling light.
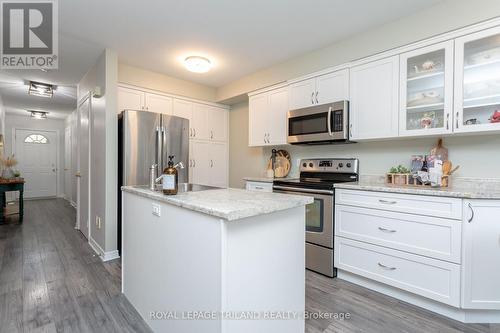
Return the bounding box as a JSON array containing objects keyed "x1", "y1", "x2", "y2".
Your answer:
[
  {"x1": 27, "y1": 110, "x2": 49, "y2": 119},
  {"x1": 28, "y1": 81, "x2": 53, "y2": 98},
  {"x1": 184, "y1": 56, "x2": 212, "y2": 73}
]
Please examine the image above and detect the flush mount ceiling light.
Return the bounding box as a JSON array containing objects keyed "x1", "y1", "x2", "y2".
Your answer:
[
  {"x1": 27, "y1": 110, "x2": 49, "y2": 119},
  {"x1": 184, "y1": 56, "x2": 212, "y2": 73},
  {"x1": 28, "y1": 81, "x2": 54, "y2": 98}
]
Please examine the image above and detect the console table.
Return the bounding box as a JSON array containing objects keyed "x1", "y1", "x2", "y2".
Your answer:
[{"x1": 0, "y1": 178, "x2": 25, "y2": 224}]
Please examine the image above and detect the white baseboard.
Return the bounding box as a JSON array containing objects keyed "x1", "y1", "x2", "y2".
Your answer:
[
  {"x1": 338, "y1": 270, "x2": 500, "y2": 323},
  {"x1": 88, "y1": 235, "x2": 120, "y2": 262}
]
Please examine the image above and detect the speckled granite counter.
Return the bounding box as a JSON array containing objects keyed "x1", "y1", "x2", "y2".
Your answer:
[
  {"x1": 243, "y1": 176, "x2": 298, "y2": 183},
  {"x1": 122, "y1": 186, "x2": 313, "y2": 221},
  {"x1": 334, "y1": 179, "x2": 500, "y2": 199}
]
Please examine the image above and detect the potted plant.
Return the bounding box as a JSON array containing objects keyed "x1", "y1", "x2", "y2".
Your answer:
[
  {"x1": 1, "y1": 155, "x2": 18, "y2": 179},
  {"x1": 387, "y1": 165, "x2": 411, "y2": 185}
]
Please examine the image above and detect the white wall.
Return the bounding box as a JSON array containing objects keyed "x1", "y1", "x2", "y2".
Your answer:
[
  {"x1": 78, "y1": 49, "x2": 118, "y2": 256},
  {"x1": 4, "y1": 114, "x2": 66, "y2": 196},
  {"x1": 65, "y1": 110, "x2": 78, "y2": 204}
]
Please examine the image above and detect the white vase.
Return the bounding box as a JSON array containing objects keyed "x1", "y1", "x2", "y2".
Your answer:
[{"x1": 2, "y1": 167, "x2": 15, "y2": 179}]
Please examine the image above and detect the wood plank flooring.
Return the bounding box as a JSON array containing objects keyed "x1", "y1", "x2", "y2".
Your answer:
[{"x1": 1, "y1": 198, "x2": 498, "y2": 333}]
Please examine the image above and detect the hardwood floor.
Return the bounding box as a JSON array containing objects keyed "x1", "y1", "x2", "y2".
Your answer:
[{"x1": 1, "y1": 199, "x2": 498, "y2": 333}]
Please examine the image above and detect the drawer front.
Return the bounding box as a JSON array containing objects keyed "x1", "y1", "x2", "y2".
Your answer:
[
  {"x1": 336, "y1": 189, "x2": 462, "y2": 220},
  {"x1": 335, "y1": 205, "x2": 461, "y2": 263},
  {"x1": 334, "y1": 237, "x2": 460, "y2": 306},
  {"x1": 245, "y1": 181, "x2": 273, "y2": 192}
]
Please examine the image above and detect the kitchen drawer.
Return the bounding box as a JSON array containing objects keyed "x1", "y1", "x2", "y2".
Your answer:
[
  {"x1": 336, "y1": 189, "x2": 462, "y2": 220},
  {"x1": 335, "y1": 205, "x2": 461, "y2": 263},
  {"x1": 334, "y1": 237, "x2": 460, "y2": 306},
  {"x1": 245, "y1": 181, "x2": 273, "y2": 192}
]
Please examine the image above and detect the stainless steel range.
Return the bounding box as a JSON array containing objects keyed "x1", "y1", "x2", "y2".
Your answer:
[{"x1": 273, "y1": 158, "x2": 359, "y2": 277}]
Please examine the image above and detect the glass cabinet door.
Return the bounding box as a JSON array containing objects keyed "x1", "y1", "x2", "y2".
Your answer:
[
  {"x1": 455, "y1": 26, "x2": 500, "y2": 133},
  {"x1": 400, "y1": 41, "x2": 454, "y2": 136}
]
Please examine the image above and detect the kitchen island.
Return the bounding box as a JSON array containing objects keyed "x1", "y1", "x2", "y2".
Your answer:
[{"x1": 121, "y1": 186, "x2": 313, "y2": 333}]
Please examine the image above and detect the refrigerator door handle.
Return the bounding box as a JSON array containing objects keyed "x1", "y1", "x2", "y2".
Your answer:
[{"x1": 156, "y1": 125, "x2": 163, "y2": 177}]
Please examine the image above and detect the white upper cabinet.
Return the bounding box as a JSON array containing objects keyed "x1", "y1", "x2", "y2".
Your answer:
[
  {"x1": 399, "y1": 41, "x2": 454, "y2": 137},
  {"x1": 173, "y1": 99, "x2": 194, "y2": 137},
  {"x1": 118, "y1": 87, "x2": 144, "y2": 112},
  {"x1": 288, "y1": 69, "x2": 349, "y2": 110},
  {"x1": 248, "y1": 86, "x2": 288, "y2": 147},
  {"x1": 315, "y1": 69, "x2": 349, "y2": 105},
  {"x1": 144, "y1": 93, "x2": 173, "y2": 115},
  {"x1": 462, "y1": 200, "x2": 500, "y2": 309},
  {"x1": 208, "y1": 106, "x2": 228, "y2": 142},
  {"x1": 289, "y1": 78, "x2": 316, "y2": 110},
  {"x1": 349, "y1": 56, "x2": 400, "y2": 140},
  {"x1": 454, "y1": 26, "x2": 500, "y2": 134},
  {"x1": 191, "y1": 103, "x2": 209, "y2": 140}
]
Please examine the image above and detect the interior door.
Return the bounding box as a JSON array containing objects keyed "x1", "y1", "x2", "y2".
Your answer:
[
  {"x1": 64, "y1": 126, "x2": 72, "y2": 200},
  {"x1": 78, "y1": 97, "x2": 90, "y2": 239},
  {"x1": 15, "y1": 129, "x2": 57, "y2": 198}
]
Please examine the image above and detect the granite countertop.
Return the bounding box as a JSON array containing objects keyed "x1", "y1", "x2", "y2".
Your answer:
[
  {"x1": 334, "y1": 180, "x2": 500, "y2": 199},
  {"x1": 243, "y1": 176, "x2": 298, "y2": 183},
  {"x1": 121, "y1": 186, "x2": 313, "y2": 221}
]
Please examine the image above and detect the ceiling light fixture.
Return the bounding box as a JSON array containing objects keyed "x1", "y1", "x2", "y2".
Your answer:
[
  {"x1": 28, "y1": 81, "x2": 54, "y2": 98},
  {"x1": 27, "y1": 110, "x2": 49, "y2": 119},
  {"x1": 184, "y1": 56, "x2": 212, "y2": 73}
]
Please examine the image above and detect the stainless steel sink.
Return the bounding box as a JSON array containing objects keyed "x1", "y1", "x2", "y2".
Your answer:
[{"x1": 177, "y1": 183, "x2": 219, "y2": 193}]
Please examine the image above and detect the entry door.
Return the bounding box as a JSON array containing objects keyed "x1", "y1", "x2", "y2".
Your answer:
[
  {"x1": 78, "y1": 98, "x2": 90, "y2": 239},
  {"x1": 15, "y1": 129, "x2": 57, "y2": 198}
]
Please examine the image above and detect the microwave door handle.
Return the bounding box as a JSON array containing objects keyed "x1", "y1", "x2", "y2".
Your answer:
[{"x1": 327, "y1": 106, "x2": 333, "y2": 136}]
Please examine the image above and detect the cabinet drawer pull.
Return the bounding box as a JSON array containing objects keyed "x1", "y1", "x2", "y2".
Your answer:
[
  {"x1": 378, "y1": 227, "x2": 397, "y2": 233},
  {"x1": 379, "y1": 199, "x2": 397, "y2": 205},
  {"x1": 378, "y1": 262, "x2": 397, "y2": 271},
  {"x1": 315, "y1": 91, "x2": 319, "y2": 104},
  {"x1": 456, "y1": 111, "x2": 459, "y2": 129},
  {"x1": 311, "y1": 92, "x2": 315, "y2": 104},
  {"x1": 254, "y1": 186, "x2": 264, "y2": 190},
  {"x1": 446, "y1": 113, "x2": 450, "y2": 130},
  {"x1": 467, "y1": 202, "x2": 474, "y2": 223}
]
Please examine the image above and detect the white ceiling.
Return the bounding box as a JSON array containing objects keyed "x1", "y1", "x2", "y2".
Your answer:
[{"x1": 0, "y1": 0, "x2": 443, "y2": 119}]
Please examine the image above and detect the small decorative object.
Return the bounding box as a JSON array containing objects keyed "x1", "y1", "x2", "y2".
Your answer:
[
  {"x1": 0, "y1": 155, "x2": 18, "y2": 179},
  {"x1": 420, "y1": 112, "x2": 436, "y2": 129},
  {"x1": 490, "y1": 110, "x2": 500, "y2": 123},
  {"x1": 410, "y1": 155, "x2": 424, "y2": 173},
  {"x1": 430, "y1": 138, "x2": 448, "y2": 161},
  {"x1": 266, "y1": 150, "x2": 291, "y2": 178},
  {"x1": 14, "y1": 170, "x2": 20, "y2": 177},
  {"x1": 422, "y1": 60, "x2": 435, "y2": 71},
  {"x1": 386, "y1": 165, "x2": 411, "y2": 186},
  {"x1": 465, "y1": 118, "x2": 479, "y2": 125}
]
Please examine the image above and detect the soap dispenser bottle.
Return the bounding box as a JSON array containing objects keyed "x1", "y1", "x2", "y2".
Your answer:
[{"x1": 162, "y1": 155, "x2": 178, "y2": 195}]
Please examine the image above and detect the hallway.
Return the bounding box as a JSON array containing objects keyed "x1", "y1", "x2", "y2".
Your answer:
[{"x1": 0, "y1": 199, "x2": 151, "y2": 333}]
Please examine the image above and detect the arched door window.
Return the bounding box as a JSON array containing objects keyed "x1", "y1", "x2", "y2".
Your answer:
[{"x1": 24, "y1": 134, "x2": 48, "y2": 144}]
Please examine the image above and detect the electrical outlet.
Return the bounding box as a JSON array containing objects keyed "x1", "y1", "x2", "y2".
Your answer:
[
  {"x1": 95, "y1": 216, "x2": 99, "y2": 226},
  {"x1": 152, "y1": 203, "x2": 161, "y2": 217}
]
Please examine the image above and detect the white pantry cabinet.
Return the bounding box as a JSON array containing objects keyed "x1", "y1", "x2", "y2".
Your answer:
[
  {"x1": 288, "y1": 69, "x2": 349, "y2": 110},
  {"x1": 248, "y1": 85, "x2": 288, "y2": 146},
  {"x1": 462, "y1": 200, "x2": 500, "y2": 309},
  {"x1": 399, "y1": 41, "x2": 454, "y2": 137},
  {"x1": 118, "y1": 87, "x2": 172, "y2": 114},
  {"x1": 454, "y1": 25, "x2": 500, "y2": 134},
  {"x1": 349, "y1": 56, "x2": 400, "y2": 140},
  {"x1": 189, "y1": 141, "x2": 228, "y2": 187}
]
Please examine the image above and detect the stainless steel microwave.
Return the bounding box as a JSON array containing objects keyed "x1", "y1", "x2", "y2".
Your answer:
[{"x1": 287, "y1": 100, "x2": 351, "y2": 144}]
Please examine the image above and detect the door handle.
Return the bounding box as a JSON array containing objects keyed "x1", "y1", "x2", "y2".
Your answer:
[
  {"x1": 379, "y1": 199, "x2": 397, "y2": 205},
  {"x1": 52, "y1": 169, "x2": 56, "y2": 172},
  {"x1": 327, "y1": 106, "x2": 333, "y2": 137},
  {"x1": 311, "y1": 92, "x2": 314, "y2": 104},
  {"x1": 75, "y1": 172, "x2": 81, "y2": 178},
  {"x1": 446, "y1": 113, "x2": 449, "y2": 130},
  {"x1": 467, "y1": 202, "x2": 474, "y2": 223},
  {"x1": 210, "y1": 159, "x2": 214, "y2": 167},
  {"x1": 378, "y1": 227, "x2": 397, "y2": 233},
  {"x1": 456, "y1": 111, "x2": 459, "y2": 129},
  {"x1": 193, "y1": 159, "x2": 196, "y2": 167},
  {"x1": 378, "y1": 263, "x2": 397, "y2": 271},
  {"x1": 211, "y1": 130, "x2": 213, "y2": 139},
  {"x1": 349, "y1": 124, "x2": 353, "y2": 138},
  {"x1": 193, "y1": 128, "x2": 196, "y2": 137},
  {"x1": 315, "y1": 91, "x2": 319, "y2": 104}
]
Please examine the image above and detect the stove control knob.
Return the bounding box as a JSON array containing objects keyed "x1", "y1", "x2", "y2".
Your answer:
[
  {"x1": 338, "y1": 163, "x2": 344, "y2": 168},
  {"x1": 309, "y1": 163, "x2": 314, "y2": 168},
  {"x1": 346, "y1": 163, "x2": 352, "y2": 168},
  {"x1": 302, "y1": 163, "x2": 307, "y2": 168}
]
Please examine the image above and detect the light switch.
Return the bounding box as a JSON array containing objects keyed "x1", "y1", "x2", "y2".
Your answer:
[{"x1": 152, "y1": 203, "x2": 161, "y2": 217}]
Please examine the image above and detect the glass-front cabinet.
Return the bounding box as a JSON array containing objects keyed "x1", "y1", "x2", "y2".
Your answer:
[
  {"x1": 454, "y1": 26, "x2": 500, "y2": 133},
  {"x1": 399, "y1": 41, "x2": 454, "y2": 136}
]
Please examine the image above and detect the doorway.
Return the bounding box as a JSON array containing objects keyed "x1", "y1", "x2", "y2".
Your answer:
[{"x1": 14, "y1": 129, "x2": 58, "y2": 198}]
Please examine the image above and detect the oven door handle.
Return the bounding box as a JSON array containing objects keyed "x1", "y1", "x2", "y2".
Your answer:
[
  {"x1": 273, "y1": 185, "x2": 334, "y2": 195},
  {"x1": 327, "y1": 106, "x2": 333, "y2": 137}
]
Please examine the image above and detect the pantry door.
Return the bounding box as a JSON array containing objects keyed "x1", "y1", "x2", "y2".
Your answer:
[{"x1": 14, "y1": 129, "x2": 58, "y2": 198}]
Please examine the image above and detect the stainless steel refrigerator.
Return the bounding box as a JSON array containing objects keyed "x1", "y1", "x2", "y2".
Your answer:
[{"x1": 118, "y1": 109, "x2": 189, "y2": 252}]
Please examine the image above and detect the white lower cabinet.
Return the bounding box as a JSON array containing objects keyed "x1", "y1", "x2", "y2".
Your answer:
[
  {"x1": 190, "y1": 141, "x2": 228, "y2": 188},
  {"x1": 462, "y1": 200, "x2": 500, "y2": 309},
  {"x1": 335, "y1": 189, "x2": 500, "y2": 320}
]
